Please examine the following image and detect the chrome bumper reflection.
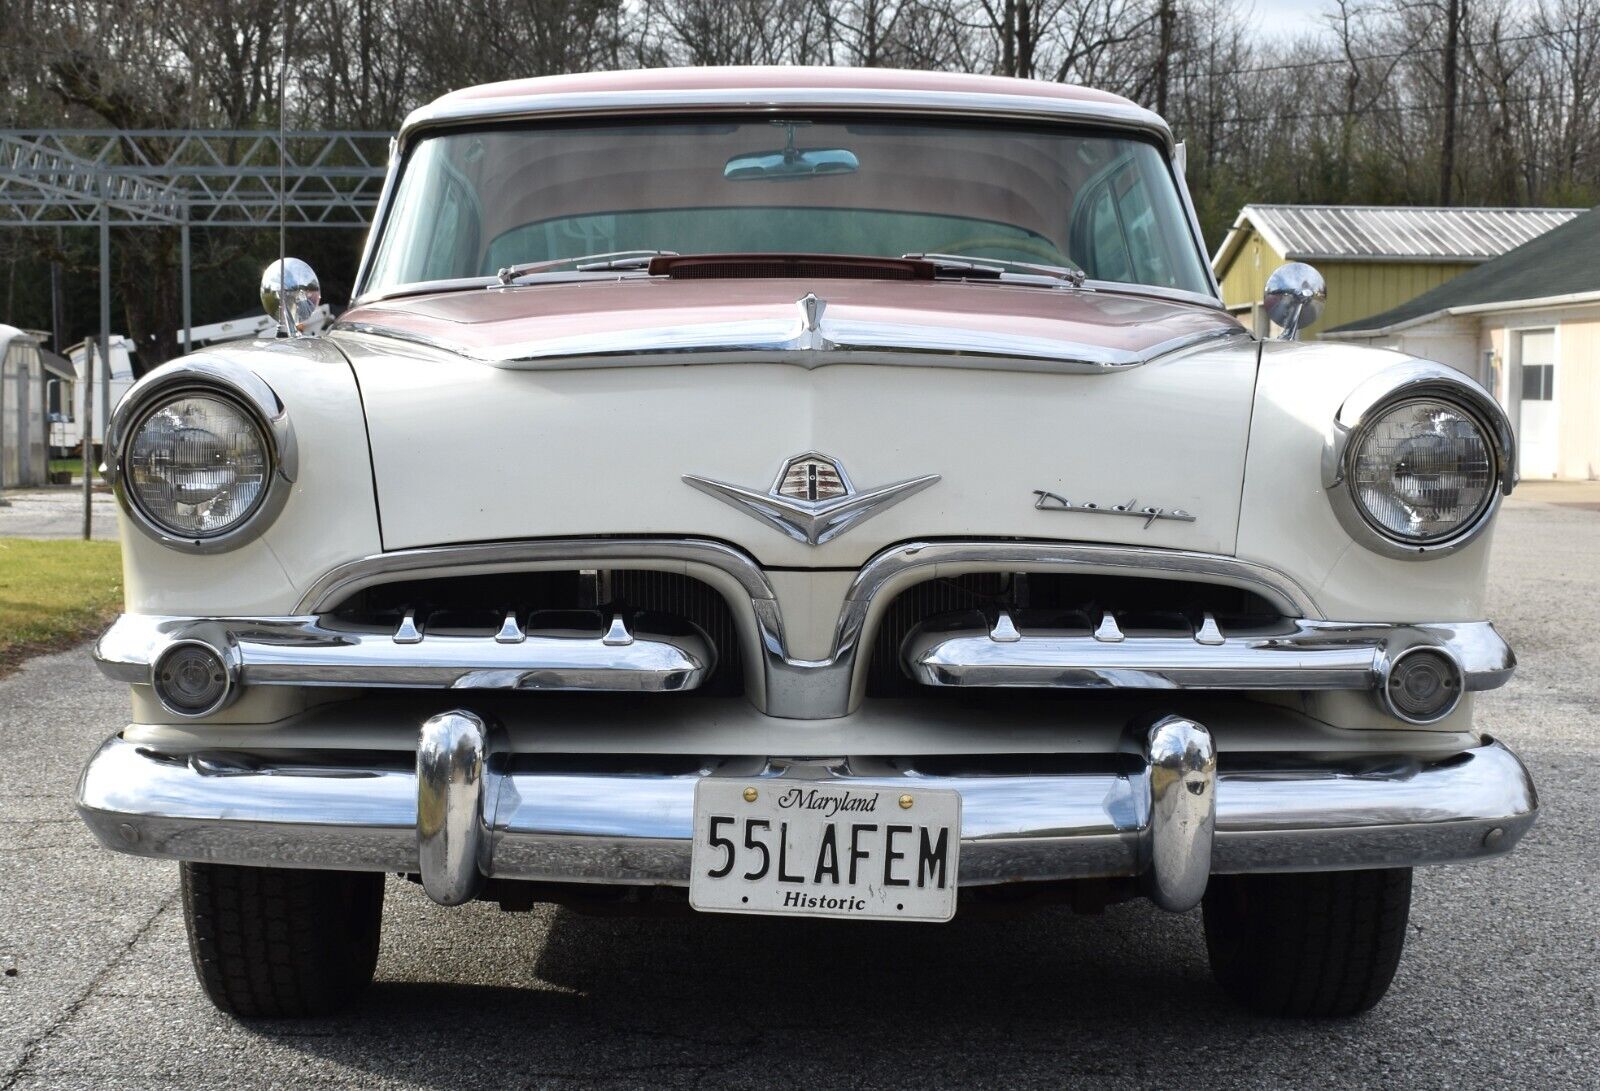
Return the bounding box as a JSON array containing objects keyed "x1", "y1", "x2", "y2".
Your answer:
[
  {"x1": 77, "y1": 714, "x2": 1537, "y2": 908},
  {"x1": 905, "y1": 612, "x2": 1515, "y2": 694},
  {"x1": 94, "y1": 612, "x2": 713, "y2": 695}
]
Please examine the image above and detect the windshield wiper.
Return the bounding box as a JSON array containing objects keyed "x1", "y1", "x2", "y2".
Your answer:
[
  {"x1": 497, "y1": 250, "x2": 678, "y2": 285},
  {"x1": 903, "y1": 252, "x2": 1087, "y2": 288},
  {"x1": 493, "y1": 249, "x2": 1087, "y2": 288}
]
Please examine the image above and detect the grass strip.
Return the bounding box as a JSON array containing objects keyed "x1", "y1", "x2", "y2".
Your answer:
[{"x1": 0, "y1": 537, "x2": 123, "y2": 676}]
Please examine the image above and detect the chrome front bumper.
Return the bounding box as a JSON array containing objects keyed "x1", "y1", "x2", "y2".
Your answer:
[{"x1": 77, "y1": 711, "x2": 1538, "y2": 911}]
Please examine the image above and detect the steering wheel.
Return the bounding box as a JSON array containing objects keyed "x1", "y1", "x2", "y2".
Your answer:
[{"x1": 930, "y1": 234, "x2": 1074, "y2": 265}]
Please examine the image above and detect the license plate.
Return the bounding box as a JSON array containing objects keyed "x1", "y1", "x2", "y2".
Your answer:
[{"x1": 688, "y1": 780, "x2": 960, "y2": 922}]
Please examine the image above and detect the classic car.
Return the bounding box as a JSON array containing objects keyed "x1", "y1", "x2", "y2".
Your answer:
[{"x1": 76, "y1": 67, "x2": 1537, "y2": 1019}]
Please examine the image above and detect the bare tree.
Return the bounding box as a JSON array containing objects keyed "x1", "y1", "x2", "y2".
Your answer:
[{"x1": 3, "y1": 0, "x2": 1599, "y2": 350}]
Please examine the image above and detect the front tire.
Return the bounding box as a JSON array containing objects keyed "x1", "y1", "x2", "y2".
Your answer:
[
  {"x1": 1202, "y1": 868, "x2": 1412, "y2": 1017},
  {"x1": 181, "y1": 862, "x2": 384, "y2": 1017}
]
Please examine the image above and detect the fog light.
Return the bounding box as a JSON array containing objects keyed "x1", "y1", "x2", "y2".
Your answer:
[
  {"x1": 153, "y1": 641, "x2": 235, "y2": 717},
  {"x1": 1381, "y1": 647, "x2": 1462, "y2": 724}
]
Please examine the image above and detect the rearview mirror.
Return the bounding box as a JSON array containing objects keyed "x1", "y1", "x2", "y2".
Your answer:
[
  {"x1": 260, "y1": 258, "x2": 321, "y2": 337},
  {"x1": 1263, "y1": 262, "x2": 1327, "y2": 340},
  {"x1": 724, "y1": 146, "x2": 859, "y2": 182}
]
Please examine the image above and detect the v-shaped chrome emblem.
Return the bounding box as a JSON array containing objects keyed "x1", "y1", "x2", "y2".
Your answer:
[{"x1": 684, "y1": 453, "x2": 939, "y2": 546}]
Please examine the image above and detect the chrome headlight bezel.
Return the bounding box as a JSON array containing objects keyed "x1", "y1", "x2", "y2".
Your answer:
[
  {"x1": 1323, "y1": 361, "x2": 1515, "y2": 560},
  {"x1": 106, "y1": 359, "x2": 296, "y2": 553}
]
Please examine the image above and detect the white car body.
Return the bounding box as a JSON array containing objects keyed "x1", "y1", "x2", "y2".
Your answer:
[{"x1": 74, "y1": 68, "x2": 1537, "y2": 1018}]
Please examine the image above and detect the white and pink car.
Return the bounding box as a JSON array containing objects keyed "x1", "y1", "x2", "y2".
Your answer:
[{"x1": 78, "y1": 67, "x2": 1533, "y2": 1018}]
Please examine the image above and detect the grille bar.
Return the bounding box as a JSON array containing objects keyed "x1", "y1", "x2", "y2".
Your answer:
[{"x1": 902, "y1": 609, "x2": 1514, "y2": 694}]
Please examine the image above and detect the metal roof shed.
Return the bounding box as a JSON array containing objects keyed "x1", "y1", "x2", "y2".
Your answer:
[
  {"x1": 1212, "y1": 204, "x2": 1583, "y2": 338},
  {"x1": 1, "y1": 324, "x2": 48, "y2": 489}
]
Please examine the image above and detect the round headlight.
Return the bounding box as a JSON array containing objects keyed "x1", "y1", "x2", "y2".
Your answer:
[
  {"x1": 1348, "y1": 398, "x2": 1495, "y2": 543},
  {"x1": 125, "y1": 393, "x2": 271, "y2": 539}
]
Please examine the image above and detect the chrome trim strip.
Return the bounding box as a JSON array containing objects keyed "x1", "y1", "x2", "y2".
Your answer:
[
  {"x1": 294, "y1": 538, "x2": 777, "y2": 614},
  {"x1": 95, "y1": 614, "x2": 715, "y2": 694},
  {"x1": 902, "y1": 616, "x2": 1513, "y2": 694},
  {"x1": 104, "y1": 358, "x2": 297, "y2": 555},
  {"x1": 332, "y1": 317, "x2": 1248, "y2": 377},
  {"x1": 349, "y1": 135, "x2": 400, "y2": 319},
  {"x1": 1323, "y1": 361, "x2": 1517, "y2": 561},
  {"x1": 397, "y1": 87, "x2": 1174, "y2": 149},
  {"x1": 846, "y1": 540, "x2": 1323, "y2": 620},
  {"x1": 1166, "y1": 145, "x2": 1225, "y2": 300},
  {"x1": 291, "y1": 538, "x2": 1319, "y2": 618},
  {"x1": 76, "y1": 733, "x2": 1538, "y2": 889}
]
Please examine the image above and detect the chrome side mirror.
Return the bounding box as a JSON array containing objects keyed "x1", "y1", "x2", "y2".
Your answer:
[
  {"x1": 261, "y1": 258, "x2": 321, "y2": 337},
  {"x1": 1263, "y1": 262, "x2": 1326, "y2": 340}
]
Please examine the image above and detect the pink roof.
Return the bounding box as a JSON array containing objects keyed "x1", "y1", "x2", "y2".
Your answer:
[{"x1": 429, "y1": 65, "x2": 1138, "y2": 112}]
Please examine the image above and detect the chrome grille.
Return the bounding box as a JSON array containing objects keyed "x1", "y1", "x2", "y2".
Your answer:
[
  {"x1": 324, "y1": 569, "x2": 743, "y2": 696},
  {"x1": 867, "y1": 574, "x2": 1007, "y2": 696},
  {"x1": 610, "y1": 571, "x2": 742, "y2": 696},
  {"x1": 866, "y1": 573, "x2": 1282, "y2": 697}
]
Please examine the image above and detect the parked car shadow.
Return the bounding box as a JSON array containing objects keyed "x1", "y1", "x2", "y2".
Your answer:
[{"x1": 232, "y1": 894, "x2": 1270, "y2": 1087}]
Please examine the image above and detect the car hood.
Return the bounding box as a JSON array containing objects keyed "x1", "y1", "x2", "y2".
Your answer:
[
  {"x1": 339, "y1": 277, "x2": 1241, "y2": 370},
  {"x1": 332, "y1": 280, "x2": 1258, "y2": 567}
]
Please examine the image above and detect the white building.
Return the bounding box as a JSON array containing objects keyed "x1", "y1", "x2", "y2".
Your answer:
[
  {"x1": 1, "y1": 325, "x2": 49, "y2": 488},
  {"x1": 1327, "y1": 206, "x2": 1600, "y2": 481}
]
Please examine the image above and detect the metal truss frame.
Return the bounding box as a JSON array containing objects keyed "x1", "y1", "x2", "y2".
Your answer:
[
  {"x1": 0, "y1": 129, "x2": 390, "y2": 525},
  {"x1": 0, "y1": 129, "x2": 389, "y2": 228}
]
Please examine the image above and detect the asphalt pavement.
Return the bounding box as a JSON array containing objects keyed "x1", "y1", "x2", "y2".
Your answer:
[
  {"x1": 1, "y1": 497, "x2": 1596, "y2": 1090},
  {"x1": 0, "y1": 489, "x2": 118, "y2": 542}
]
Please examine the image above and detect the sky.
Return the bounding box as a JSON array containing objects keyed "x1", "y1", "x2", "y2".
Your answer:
[
  {"x1": 1232, "y1": 0, "x2": 1339, "y2": 41},
  {"x1": 1238, "y1": 0, "x2": 1544, "y2": 42}
]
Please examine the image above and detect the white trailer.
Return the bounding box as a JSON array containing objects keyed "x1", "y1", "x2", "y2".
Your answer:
[
  {"x1": 60, "y1": 335, "x2": 139, "y2": 451},
  {"x1": 184, "y1": 304, "x2": 331, "y2": 348}
]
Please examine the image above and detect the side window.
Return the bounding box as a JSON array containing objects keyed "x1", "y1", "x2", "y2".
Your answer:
[
  {"x1": 1073, "y1": 156, "x2": 1188, "y2": 289},
  {"x1": 1112, "y1": 171, "x2": 1176, "y2": 286},
  {"x1": 366, "y1": 140, "x2": 483, "y2": 289},
  {"x1": 1085, "y1": 185, "x2": 1133, "y2": 284},
  {"x1": 419, "y1": 172, "x2": 482, "y2": 282}
]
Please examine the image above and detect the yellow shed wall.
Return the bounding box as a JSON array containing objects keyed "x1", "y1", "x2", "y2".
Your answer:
[
  {"x1": 1318, "y1": 262, "x2": 1477, "y2": 336},
  {"x1": 1215, "y1": 225, "x2": 1476, "y2": 340},
  {"x1": 1217, "y1": 231, "x2": 1282, "y2": 324}
]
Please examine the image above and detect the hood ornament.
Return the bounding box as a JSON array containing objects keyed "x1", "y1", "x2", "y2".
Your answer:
[
  {"x1": 798, "y1": 292, "x2": 825, "y2": 333},
  {"x1": 686, "y1": 453, "x2": 938, "y2": 546}
]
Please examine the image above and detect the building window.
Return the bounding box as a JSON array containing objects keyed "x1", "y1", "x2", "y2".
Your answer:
[{"x1": 1521, "y1": 363, "x2": 1554, "y2": 401}]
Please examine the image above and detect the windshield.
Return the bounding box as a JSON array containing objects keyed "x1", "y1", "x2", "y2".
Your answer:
[{"x1": 362, "y1": 117, "x2": 1211, "y2": 298}]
